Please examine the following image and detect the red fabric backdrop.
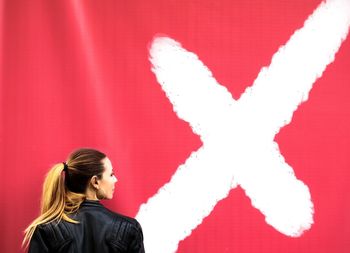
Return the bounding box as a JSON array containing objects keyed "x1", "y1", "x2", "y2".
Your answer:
[{"x1": 1, "y1": 0, "x2": 350, "y2": 252}]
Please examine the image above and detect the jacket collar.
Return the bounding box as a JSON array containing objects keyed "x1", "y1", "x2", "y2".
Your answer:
[{"x1": 80, "y1": 199, "x2": 103, "y2": 208}]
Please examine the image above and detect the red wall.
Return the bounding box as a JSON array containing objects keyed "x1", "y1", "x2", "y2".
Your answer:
[{"x1": 1, "y1": 0, "x2": 350, "y2": 252}]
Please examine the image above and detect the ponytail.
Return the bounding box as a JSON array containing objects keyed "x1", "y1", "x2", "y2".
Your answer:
[{"x1": 22, "y1": 163, "x2": 85, "y2": 248}]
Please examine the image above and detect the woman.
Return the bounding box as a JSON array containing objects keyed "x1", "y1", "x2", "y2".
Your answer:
[{"x1": 23, "y1": 148, "x2": 145, "y2": 253}]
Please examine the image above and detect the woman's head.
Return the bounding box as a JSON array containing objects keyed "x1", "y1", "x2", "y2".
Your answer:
[
  {"x1": 65, "y1": 148, "x2": 117, "y2": 200},
  {"x1": 65, "y1": 148, "x2": 106, "y2": 193}
]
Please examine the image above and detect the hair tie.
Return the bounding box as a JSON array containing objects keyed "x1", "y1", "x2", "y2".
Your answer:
[{"x1": 63, "y1": 162, "x2": 68, "y2": 172}]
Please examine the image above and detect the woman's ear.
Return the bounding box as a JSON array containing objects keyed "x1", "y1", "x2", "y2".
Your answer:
[{"x1": 90, "y1": 175, "x2": 100, "y2": 190}]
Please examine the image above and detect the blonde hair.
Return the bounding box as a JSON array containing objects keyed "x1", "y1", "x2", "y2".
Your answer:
[{"x1": 22, "y1": 148, "x2": 106, "y2": 248}]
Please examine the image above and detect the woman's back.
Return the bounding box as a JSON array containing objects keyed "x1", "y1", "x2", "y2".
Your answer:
[{"x1": 28, "y1": 200, "x2": 144, "y2": 253}]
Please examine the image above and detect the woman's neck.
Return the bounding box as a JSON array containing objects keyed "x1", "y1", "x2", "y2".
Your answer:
[{"x1": 85, "y1": 187, "x2": 98, "y2": 200}]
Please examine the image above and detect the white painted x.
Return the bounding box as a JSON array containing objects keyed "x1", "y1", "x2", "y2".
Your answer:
[{"x1": 136, "y1": 1, "x2": 350, "y2": 252}]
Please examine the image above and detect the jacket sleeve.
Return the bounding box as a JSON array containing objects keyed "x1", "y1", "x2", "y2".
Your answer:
[
  {"x1": 28, "y1": 227, "x2": 49, "y2": 253},
  {"x1": 28, "y1": 222, "x2": 73, "y2": 253},
  {"x1": 128, "y1": 221, "x2": 145, "y2": 253},
  {"x1": 107, "y1": 218, "x2": 145, "y2": 253}
]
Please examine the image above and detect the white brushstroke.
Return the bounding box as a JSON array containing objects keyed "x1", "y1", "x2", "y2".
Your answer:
[{"x1": 136, "y1": 1, "x2": 350, "y2": 252}]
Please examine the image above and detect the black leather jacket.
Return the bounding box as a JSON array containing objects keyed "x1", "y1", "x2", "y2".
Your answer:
[{"x1": 28, "y1": 200, "x2": 145, "y2": 253}]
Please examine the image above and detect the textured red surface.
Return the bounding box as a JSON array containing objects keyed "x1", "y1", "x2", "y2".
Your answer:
[{"x1": 1, "y1": 0, "x2": 349, "y2": 252}]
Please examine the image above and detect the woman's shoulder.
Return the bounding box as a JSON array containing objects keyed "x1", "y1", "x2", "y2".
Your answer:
[
  {"x1": 37, "y1": 219, "x2": 72, "y2": 236},
  {"x1": 32, "y1": 220, "x2": 73, "y2": 251},
  {"x1": 106, "y1": 208, "x2": 143, "y2": 235},
  {"x1": 105, "y1": 210, "x2": 144, "y2": 251}
]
